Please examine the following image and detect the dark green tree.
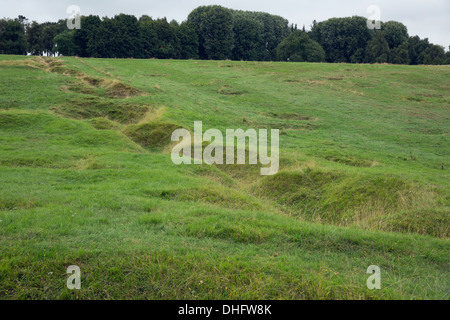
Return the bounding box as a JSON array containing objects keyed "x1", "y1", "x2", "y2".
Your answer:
[
  {"x1": 445, "y1": 47, "x2": 450, "y2": 65},
  {"x1": 151, "y1": 18, "x2": 180, "y2": 59},
  {"x1": 310, "y1": 16, "x2": 373, "y2": 63},
  {"x1": 232, "y1": 12, "x2": 263, "y2": 61},
  {"x1": 419, "y1": 44, "x2": 446, "y2": 65},
  {"x1": 0, "y1": 18, "x2": 27, "y2": 55},
  {"x1": 407, "y1": 36, "x2": 431, "y2": 65},
  {"x1": 177, "y1": 22, "x2": 199, "y2": 59},
  {"x1": 382, "y1": 21, "x2": 409, "y2": 50},
  {"x1": 390, "y1": 41, "x2": 410, "y2": 64},
  {"x1": 139, "y1": 16, "x2": 158, "y2": 58},
  {"x1": 92, "y1": 14, "x2": 143, "y2": 58},
  {"x1": 53, "y1": 30, "x2": 77, "y2": 56},
  {"x1": 365, "y1": 31, "x2": 390, "y2": 63},
  {"x1": 2, "y1": 5, "x2": 445, "y2": 65},
  {"x1": 248, "y1": 11, "x2": 291, "y2": 61},
  {"x1": 188, "y1": 5, "x2": 234, "y2": 60},
  {"x1": 41, "y1": 23, "x2": 61, "y2": 56},
  {"x1": 276, "y1": 30, "x2": 325, "y2": 62},
  {"x1": 26, "y1": 21, "x2": 44, "y2": 55},
  {"x1": 72, "y1": 15, "x2": 102, "y2": 57},
  {"x1": 350, "y1": 48, "x2": 365, "y2": 63}
]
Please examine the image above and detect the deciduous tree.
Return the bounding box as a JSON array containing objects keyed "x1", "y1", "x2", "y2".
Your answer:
[
  {"x1": 276, "y1": 30, "x2": 325, "y2": 62},
  {"x1": 365, "y1": 31, "x2": 390, "y2": 63},
  {"x1": 0, "y1": 18, "x2": 27, "y2": 55}
]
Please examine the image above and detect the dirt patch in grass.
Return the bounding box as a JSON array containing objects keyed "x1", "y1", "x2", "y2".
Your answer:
[
  {"x1": 283, "y1": 79, "x2": 303, "y2": 83},
  {"x1": 51, "y1": 97, "x2": 151, "y2": 124},
  {"x1": 35, "y1": 57, "x2": 81, "y2": 76},
  {"x1": 218, "y1": 63, "x2": 235, "y2": 68},
  {"x1": 404, "y1": 93, "x2": 448, "y2": 105},
  {"x1": 32, "y1": 58, "x2": 143, "y2": 99},
  {"x1": 324, "y1": 76, "x2": 344, "y2": 81},
  {"x1": 218, "y1": 85, "x2": 246, "y2": 96},
  {"x1": 407, "y1": 127, "x2": 446, "y2": 135},
  {"x1": 405, "y1": 96, "x2": 424, "y2": 102},
  {"x1": 50, "y1": 66, "x2": 81, "y2": 76},
  {"x1": 0, "y1": 57, "x2": 57, "y2": 72},
  {"x1": 82, "y1": 76, "x2": 105, "y2": 87},
  {"x1": 47, "y1": 59, "x2": 63, "y2": 67},
  {"x1": 71, "y1": 155, "x2": 106, "y2": 170},
  {"x1": 63, "y1": 78, "x2": 142, "y2": 99},
  {"x1": 61, "y1": 83, "x2": 98, "y2": 95},
  {"x1": 0, "y1": 100, "x2": 21, "y2": 110},
  {"x1": 240, "y1": 113, "x2": 317, "y2": 131},
  {"x1": 106, "y1": 81, "x2": 141, "y2": 98},
  {"x1": 0, "y1": 158, "x2": 55, "y2": 168},
  {"x1": 142, "y1": 74, "x2": 170, "y2": 77},
  {"x1": 254, "y1": 121, "x2": 317, "y2": 131},
  {"x1": 325, "y1": 155, "x2": 379, "y2": 167},
  {"x1": 0, "y1": 198, "x2": 42, "y2": 211},
  {"x1": 265, "y1": 112, "x2": 315, "y2": 121},
  {"x1": 123, "y1": 122, "x2": 183, "y2": 149}
]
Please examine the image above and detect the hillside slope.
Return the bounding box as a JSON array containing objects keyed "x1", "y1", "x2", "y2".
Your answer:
[{"x1": 0, "y1": 55, "x2": 448, "y2": 299}]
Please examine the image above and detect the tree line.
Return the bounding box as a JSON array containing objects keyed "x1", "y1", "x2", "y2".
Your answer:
[{"x1": 1, "y1": 5, "x2": 449, "y2": 65}]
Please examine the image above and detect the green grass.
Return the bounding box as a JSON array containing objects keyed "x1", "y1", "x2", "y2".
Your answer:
[{"x1": 0, "y1": 55, "x2": 448, "y2": 300}]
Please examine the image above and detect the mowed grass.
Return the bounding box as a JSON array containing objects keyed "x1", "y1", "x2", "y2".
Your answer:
[{"x1": 0, "y1": 55, "x2": 448, "y2": 300}]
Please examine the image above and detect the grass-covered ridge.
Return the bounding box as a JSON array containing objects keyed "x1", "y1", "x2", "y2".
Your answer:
[{"x1": 0, "y1": 55, "x2": 448, "y2": 300}]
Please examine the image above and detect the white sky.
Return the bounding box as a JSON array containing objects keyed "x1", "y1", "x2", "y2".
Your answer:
[{"x1": 1, "y1": 0, "x2": 449, "y2": 49}]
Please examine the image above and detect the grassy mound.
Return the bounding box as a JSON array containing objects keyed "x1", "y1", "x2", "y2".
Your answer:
[
  {"x1": 255, "y1": 168, "x2": 445, "y2": 237},
  {"x1": 71, "y1": 155, "x2": 106, "y2": 170},
  {"x1": 144, "y1": 185, "x2": 263, "y2": 211},
  {"x1": 1, "y1": 55, "x2": 448, "y2": 300},
  {"x1": 380, "y1": 208, "x2": 448, "y2": 238}
]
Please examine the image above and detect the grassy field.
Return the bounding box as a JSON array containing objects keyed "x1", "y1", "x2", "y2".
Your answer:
[{"x1": 0, "y1": 54, "x2": 448, "y2": 300}]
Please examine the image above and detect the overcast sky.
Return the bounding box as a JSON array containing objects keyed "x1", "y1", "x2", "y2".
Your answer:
[{"x1": 1, "y1": 0, "x2": 449, "y2": 48}]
